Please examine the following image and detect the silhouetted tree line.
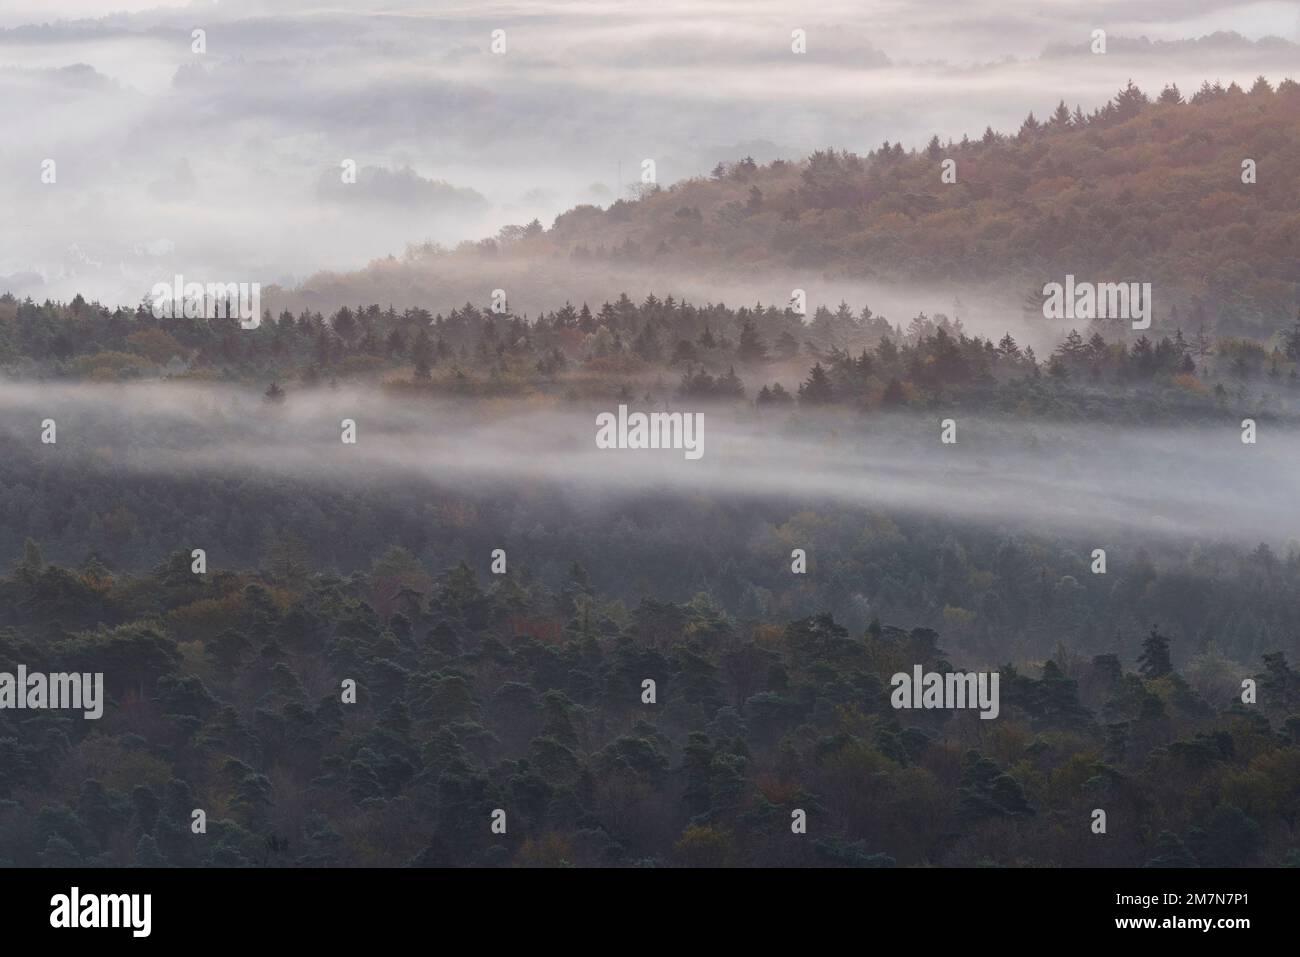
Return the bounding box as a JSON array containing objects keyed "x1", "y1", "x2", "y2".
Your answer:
[{"x1": 5, "y1": 292, "x2": 1299, "y2": 420}]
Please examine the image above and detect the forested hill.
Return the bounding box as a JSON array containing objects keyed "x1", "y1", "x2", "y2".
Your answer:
[
  {"x1": 279, "y1": 78, "x2": 1300, "y2": 337},
  {"x1": 542, "y1": 79, "x2": 1299, "y2": 331}
]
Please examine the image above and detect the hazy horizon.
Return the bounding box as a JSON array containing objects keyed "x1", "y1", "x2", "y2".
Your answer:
[{"x1": 3, "y1": 0, "x2": 1298, "y2": 310}]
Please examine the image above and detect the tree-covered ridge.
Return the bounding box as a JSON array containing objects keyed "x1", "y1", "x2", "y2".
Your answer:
[
  {"x1": 387, "y1": 78, "x2": 1300, "y2": 338},
  {"x1": 1, "y1": 546, "x2": 1297, "y2": 867},
  {"x1": 5, "y1": 291, "x2": 1300, "y2": 423}
]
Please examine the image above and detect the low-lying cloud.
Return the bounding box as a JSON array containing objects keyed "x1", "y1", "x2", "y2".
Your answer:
[{"x1": 3, "y1": 380, "x2": 1295, "y2": 549}]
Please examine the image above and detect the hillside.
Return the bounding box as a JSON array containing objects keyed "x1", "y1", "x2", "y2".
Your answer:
[{"x1": 276, "y1": 79, "x2": 1300, "y2": 337}]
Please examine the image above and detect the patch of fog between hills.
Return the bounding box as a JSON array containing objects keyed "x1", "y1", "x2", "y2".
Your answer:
[{"x1": 1, "y1": 381, "x2": 1297, "y2": 546}]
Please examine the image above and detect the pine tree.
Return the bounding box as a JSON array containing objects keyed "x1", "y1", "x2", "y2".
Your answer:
[
  {"x1": 1057, "y1": 329, "x2": 1086, "y2": 360},
  {"x1": 1138, "y1": 624, "x2": 1173, "y2": 679},
  {"x1": 332, "y1": 306, "x2": 358, "y2": 344},
  {"x1": 736, "y1": 319, "x2": 769, "y2": 363},
  {"x1": 1113, "y1": 80, "x2": 1149, "y2": 120},
  {"x1": 385, "y1": 328, "x2": 406, "y2": 358},
  {"x1": 798, "y1": 363, "x2": 834, "y2": 404},
  {"x1": 412, "y1": 327, "x2": 433, "y2": 379},
  {"x1": 881, "y1": 377, "x2": 906, "y2": 407},
  {"x1": 716, "y1": 365, "x2": 746, "y2": 398}
]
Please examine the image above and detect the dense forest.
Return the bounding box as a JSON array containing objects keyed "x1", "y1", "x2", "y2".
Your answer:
[
  {"x1": 1, "y1": 544, "x2": 1298, "y2": 867},
  {"x1": 3, "y1": 75, "x2": 1299, "y2": 871},
  {"x1": 2, "y1": 298, "x2": 1300, "y2": 866}
]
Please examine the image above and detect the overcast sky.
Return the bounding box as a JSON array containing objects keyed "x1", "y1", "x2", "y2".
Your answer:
[{"x1": 2, "y1": 0, "x2": 1298, "y2": 308}]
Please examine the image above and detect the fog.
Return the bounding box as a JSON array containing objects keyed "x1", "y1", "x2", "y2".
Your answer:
[
  {"x1": 3, "y1": 380, "x2": 1297, "y2": 549},
  {"x1": 2, "y1": 0, "x2": 1297, "y2": 310}
]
